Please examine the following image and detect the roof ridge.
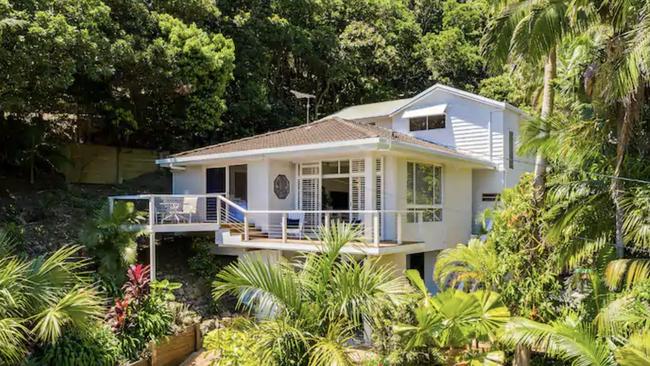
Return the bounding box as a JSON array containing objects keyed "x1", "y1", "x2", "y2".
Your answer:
[{"x1": 173, "y1": 118, "x2": 331, "y2": 157}]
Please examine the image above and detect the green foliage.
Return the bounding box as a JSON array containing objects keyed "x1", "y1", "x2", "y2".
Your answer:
[
  {"x1": 212, "y1": 223, "x2": 411, "y2": 365},
  {"x1": 479, "y1": 74, "x2": 527, "y2": 106},
  {"x1": 30, "y1": 324, "x2": 122, "y2": 366},
  {"x1": 107, "y1": 266, "x2": 180, "y2": 361},
  {"x1": 80, "y1": 201, "x2": 144, "y2": 291},
  {"x1": 395, "y1": 270, "x2": 509, "y2": 364},
  {"x1": 189, "y1": 237, "x2": 230, "y2": 279},
  {"x1": 203, "y1": 322, "x2": 259, "y2": 366},
  {"x1": 0, "y1": 245, "x2": 104, "y2": 365},
  {"x1": 0, "y1": 0, "x2": 236, "y2": 152}
]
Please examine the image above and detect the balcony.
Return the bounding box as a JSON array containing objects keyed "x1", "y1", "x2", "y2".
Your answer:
[{"x1": 108, "y1": 194, "x2": 428, "y2": 255}]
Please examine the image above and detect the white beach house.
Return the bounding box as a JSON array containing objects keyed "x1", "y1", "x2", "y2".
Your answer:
[{"x1": 110, "y1": 84, "x2": 529, "y2": 291}]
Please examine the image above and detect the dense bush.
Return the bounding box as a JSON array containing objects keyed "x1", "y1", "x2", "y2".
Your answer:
[
  {"x1": 29, "y1": 324, "x2": 121, "y2": 366},
  {"x1": 203, "y1": 321, "x2": 259, "y2": 366}
]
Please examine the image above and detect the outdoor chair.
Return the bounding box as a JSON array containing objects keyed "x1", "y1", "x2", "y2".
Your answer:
[
  {"x1": 180, "y1": 196, "x2": 198, "y2": 223},
  {"x1": 286, "y1": 212, "x2": 304, "y2": 239}
]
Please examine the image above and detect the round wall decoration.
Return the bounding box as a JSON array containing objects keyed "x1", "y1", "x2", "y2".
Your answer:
[{"x1": 274, "y1": 174, "x2": 290, "y2": 199}]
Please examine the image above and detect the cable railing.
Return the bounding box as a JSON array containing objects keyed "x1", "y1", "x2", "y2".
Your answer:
[{"x1": 108, "y1": 194, "x2": 434, "y2": 246}]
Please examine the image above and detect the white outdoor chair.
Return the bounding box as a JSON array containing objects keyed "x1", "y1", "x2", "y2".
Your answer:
[
  {"x1": 286, "y1": 212, "x2": 304, "y2": 239},
  {"x1": 181, "y1": 197, "x2": 198, "y2": 223},
  {"x1": 157, "y1": 197, "x2": 183, "y2": 224}
]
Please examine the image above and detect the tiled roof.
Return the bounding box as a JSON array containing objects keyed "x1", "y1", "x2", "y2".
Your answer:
[{"x1": 173, "y1": 117, "x2": 477, "y2": 161}]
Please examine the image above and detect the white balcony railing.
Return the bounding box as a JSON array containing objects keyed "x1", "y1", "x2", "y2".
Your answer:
[{"x1": 109, "y1": 194, "x2": 429, "y2": 246}]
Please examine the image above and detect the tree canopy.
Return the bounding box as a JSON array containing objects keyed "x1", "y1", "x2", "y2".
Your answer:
[{"x1": 1, "y1": 0, "x2": 502, "y2": 154}]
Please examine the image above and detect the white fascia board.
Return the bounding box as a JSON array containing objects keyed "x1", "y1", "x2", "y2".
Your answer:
[
  {"x1": 402, "y1": 104, "x2": 448, "y2": 118},
  {"x1": 156, "y1": 138, "x2": 383, "y2": 166},
  {"x1": 387, "y1": 140, "x2": 496, "y2": 168},
  {"x1": 389, "y1": 84, "x2": 523, "y2": 117}
]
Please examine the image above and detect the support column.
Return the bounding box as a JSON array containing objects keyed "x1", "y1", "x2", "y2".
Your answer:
[
  {"x1": 364, "y1": 155, "x2": 376, "y2": 240},
  {"x1": 149, "y1": 232, "x2": 156, "y2": 281}
]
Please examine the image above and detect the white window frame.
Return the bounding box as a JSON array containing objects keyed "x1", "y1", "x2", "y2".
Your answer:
[{"x1": 406, "y1": 161, "x2": 443, "y2": 223}]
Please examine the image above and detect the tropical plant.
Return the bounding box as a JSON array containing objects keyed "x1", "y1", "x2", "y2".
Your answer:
[
  {"x1": 395, "y1": 270, "x2": 510, "y2": 364},
  {"x1": 482, "y1": 0, "x2": 572, "y2": 206},
  {"x1": 29, "y1": 323, "x2": 122, "y2": 366},
  {"x1": 203, "y1": 319, "x2": 260, "y2": 366},
  {"x1": 0, "y1": 244, "x2": 103, "y2": 365},
  {"x1": 80, "y1": 201, "x2": 145, "y2": 291},
  {"x1": 107, "y1": 264, "x2": 179, "y2": 361},
  {"x1": 212, "y1": 222, "x2": 411, "y2": 365}
]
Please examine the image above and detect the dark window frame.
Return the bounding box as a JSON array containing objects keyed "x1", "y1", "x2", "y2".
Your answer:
[{"x1": 409, "y1": 114, "x2": 446, "y2": 131}]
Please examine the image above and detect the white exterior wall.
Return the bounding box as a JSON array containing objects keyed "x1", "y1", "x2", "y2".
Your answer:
[
  {"x1": 392, "y1": 91, "x2": 504, "y2": 168},
  {"x1": 382, "y1": 155, "x2": 472, "y2": 250},
  {"x1": 172, "y1": 166, "x2": 205, "y2": 194},
  {"x1": 503, "y1": 109, "x2": 529, "y2": 187}
]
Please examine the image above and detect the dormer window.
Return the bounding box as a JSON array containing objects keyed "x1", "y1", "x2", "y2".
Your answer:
[
  {"x1": 409, "y1": 114, "x2": 446, "y2": 131},
  {"x1": 403, "y1": 104, "x2": 448, "y2": 132}
]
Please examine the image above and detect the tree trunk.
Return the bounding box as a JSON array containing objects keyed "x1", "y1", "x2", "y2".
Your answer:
[
  {"x1": 533, "y1": 46, "x2": 556, "y2": 206},
  {"x1": 513, "y1": 344, "x2": 531, "y2": 366},
  {"x1": 611, "y1": 84, "x2": 643, "y2": 257}
]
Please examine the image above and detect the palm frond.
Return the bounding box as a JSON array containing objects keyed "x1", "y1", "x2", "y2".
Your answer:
[
  {"x1": 502, "y1": 316, "x2": 616, "y2": 366},
  {"x1": 327, "y1": 256, "x2": 410, "y2": 326},
  {"x1": 213, "y1": 253, "x2": 303, "y2": 317},
  {"x1": 31, "y1": 287, "x2": 103, "y2": 344},
  {"x1": 308, "y1": 321, "x2": 354, "y2": 366},
  {"x1": 604, "y1": 259, "x2": 650, "y2": 290},
  {"x1": 434, "y1": 239, "x2": 501, "y2": 290},
  {"x1": 595, "y1": 295, "x2": 650, "y2": 338},
  {"x1": 0, "y1": 317, "x2": 28, "y2": 365},
  {"x1": 616, "y1": 331, "x2": 650, "y2": 366}
]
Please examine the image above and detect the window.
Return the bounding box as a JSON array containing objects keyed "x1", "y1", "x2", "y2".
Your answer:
[
  {"x1": 508, "y1": 131, "x2": 514, "y2": 169},
  {"x1": 406, "y1": 162, "x2": 442, "y2": 223},
  {"x1": 322, "y1": 160, "x2": 349, "y2": 175},
  {"x1": 409, "y1": 114, "x2": 446, "y2": 131},
  {"x1": 482, "y1": 193, "x2": 500, "y2": 202}
]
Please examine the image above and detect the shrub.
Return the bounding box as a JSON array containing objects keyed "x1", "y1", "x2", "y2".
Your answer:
[
  {"x1": 29, "y1": 324, "x2": 122, "y2": 366},
  {"x1": 188, "y1": 236, "x2": 229, "y2": 279},
  {"x1": 203, "y1": 323, "x2": 259, "y2": 366},
  {"x1": 107, "y1": 264, "x2": 179, "y2": 361},
  {"x1": 168, "y1": 301, "x2": 201, "y2": 334}
]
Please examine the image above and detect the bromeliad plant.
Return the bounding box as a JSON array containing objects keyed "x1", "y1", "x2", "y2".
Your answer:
[{"x1": 210, "y1": 222, "x2": 412, "y2": 365}]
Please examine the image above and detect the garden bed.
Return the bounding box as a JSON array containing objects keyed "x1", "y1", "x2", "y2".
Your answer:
[{"x1": 126, "y1": 324, "x2": 201, "y2": 366}]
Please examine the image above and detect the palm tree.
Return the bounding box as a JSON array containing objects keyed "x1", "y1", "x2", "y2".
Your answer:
[
  {"x1": 0, "y1": 240, "x2": 103, "y2": 364},
  {"x1": 482, "y1": 0, "x2": 571, "y2": 206},
  {"x1": 433, "y1": 238, "x2": 502, "y2": 291},
  {"x1": 579, "y1": 0, "x2": 650, "y2": 257},
  {"x1": 212, "y1": 223, "x2": 411, "y2": 365},
  {"x1": 503, "y1": 311, "x2": 650, "y2": 366},
  {"x1": 396, "y1": 270, "x2": 510, "y2": 365}
]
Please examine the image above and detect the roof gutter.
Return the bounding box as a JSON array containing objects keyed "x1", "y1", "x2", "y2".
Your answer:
[
  {"x1": 156, "y1": 138, "x2": 383, "y2": 166},
  {"x1": 386, "y1": 139, "x2": 496, "y2": 168}
]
